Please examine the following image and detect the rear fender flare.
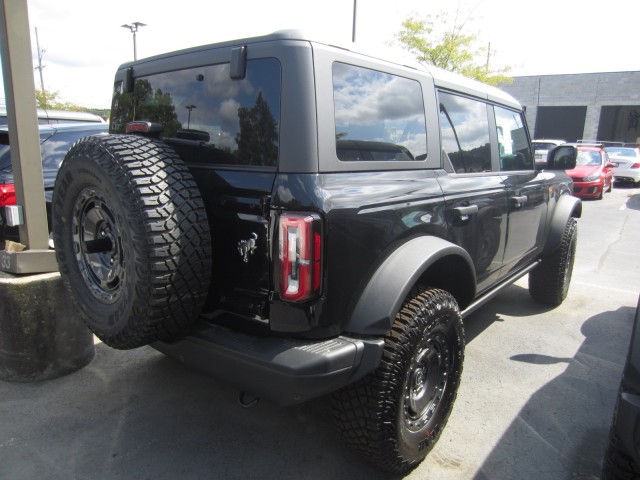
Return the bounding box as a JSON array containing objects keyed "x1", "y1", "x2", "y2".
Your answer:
[
  {"x1": 346, "y1": 236, "x2": 475, "y2": 335},
  {"x1": 543, "y1": 194, "x2": 582, "y2": 256}
]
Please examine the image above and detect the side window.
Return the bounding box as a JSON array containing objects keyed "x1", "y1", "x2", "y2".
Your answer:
[
  {"x1": 110, "y1": 58, "x2": 281, "y2": 167},
  {"x1": 494, "y1": 105, "x2": 532, "y2": 171},
  {"x1": 438, "y1": 91, "x2": 491, "y2": 173},
  {"x1": 332, "y1": 63, "x2": 427, "y2": 162}
]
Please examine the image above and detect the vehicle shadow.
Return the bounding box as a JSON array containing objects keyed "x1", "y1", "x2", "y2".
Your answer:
[
  {"x1": 0, "y1": 342, "x2": 398, "y2": 480},
  {"x1": 464, "y1": 282, "x2": 556, "y2": 344},
  {"x1": 470, "y1": 305, "x2": 636, "y2": 480},
  {"x1": 613, "y1": 182, "x2": 640, "y2": 210},
  {"x1": 626, "y1": 193, "x2": 640, "y2": 211}
]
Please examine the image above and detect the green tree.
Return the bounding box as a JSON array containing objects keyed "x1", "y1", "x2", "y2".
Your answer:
[
  {"x1": 236, "y1": 92, "x2": 278, "y2": 166},
  {"x1": 395, "y1": 11, "x2": 512, "y2": 86},
  {"x1": 110, "y1": 79, "x2": 180, "y2": 135},
  {"x1": 35, "y1": 89, "x2": 83, "y2": 111}
]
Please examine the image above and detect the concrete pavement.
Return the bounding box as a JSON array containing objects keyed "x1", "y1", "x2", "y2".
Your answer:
[{"x1": 1, "y1": 187, "x2": 639, "y2": 479}]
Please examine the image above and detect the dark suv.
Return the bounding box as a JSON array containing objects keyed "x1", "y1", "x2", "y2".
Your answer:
[
  {"x1": 51, "y1": 30, "x2": 581, "y2": 474},
  {"x1": 0, "y1": 122, "x2": 108, "y2": 247}
]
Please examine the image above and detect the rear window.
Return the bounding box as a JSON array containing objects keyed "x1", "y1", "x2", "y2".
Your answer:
[
  {"x1": 332, "y1": 62, "x2": 427, "y2": 162},
  {"x1": 606, "y1": 147, "x2": 638, "y2": 157},
  {"x1": 110, "y1": 58, "x2": 281, "y2": 168},
  {"x1": 534, "y1": 142, "x2": 560, "y2": 151}
]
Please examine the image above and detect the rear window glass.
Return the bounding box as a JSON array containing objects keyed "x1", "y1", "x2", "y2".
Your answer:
[
  {"x1": 110, "y1": 58, "x2": 281, "y2": 168},
  {"x1": 332, "y1": 62, "x2": 427, "y2": 162}
]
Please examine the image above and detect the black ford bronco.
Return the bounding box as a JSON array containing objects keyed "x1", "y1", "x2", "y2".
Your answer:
[{"x1": 52, "y1": 31, "x2": 581, "y2": 473}]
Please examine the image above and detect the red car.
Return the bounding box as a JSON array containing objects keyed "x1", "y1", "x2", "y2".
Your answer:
[{"x1": 565, "y1": 143, "x2": 614, "y2": 199}]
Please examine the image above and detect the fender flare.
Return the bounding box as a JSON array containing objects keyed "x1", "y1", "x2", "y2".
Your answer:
[
  {"x1": 543, "y1": 194, "x2": 582, "y2": 256},
  {"x1": 346, "y1": 236, "x2": 475, "y2": 335}
]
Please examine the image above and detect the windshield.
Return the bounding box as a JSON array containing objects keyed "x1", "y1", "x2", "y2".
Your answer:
[
  {"x1": 605, "y1": 147, "x2": 638, "y2": 157},
  {"x1": 576, "y1": 150, "x2": 602, "y2": 166}
]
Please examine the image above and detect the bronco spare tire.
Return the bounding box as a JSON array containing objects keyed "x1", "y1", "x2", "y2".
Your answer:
[{"x1": 52, "y1": 135, "x2": 212, "y2": 349}]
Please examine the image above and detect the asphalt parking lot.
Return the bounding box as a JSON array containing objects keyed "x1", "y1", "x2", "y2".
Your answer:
[{"x1": 1, "y1": 185, "x2": 639, "y2": 480}]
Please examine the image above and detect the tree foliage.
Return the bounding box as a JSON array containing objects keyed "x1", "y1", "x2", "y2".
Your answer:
[
  {"x1": 35, "y1": 89, "x2": 109, "y2": 118},
  {"x1": 109, "y1": 79, "x2": 180, "y2": 135},
  {"x1": 236, "y1": 92, "x2": 278, "y2": 166},
  {"x1": 395, "y1": 11, "x2": 512, "y2": 86},
  {"x1": 36, "y1": 89, "x2": 82, "y2": 111}
]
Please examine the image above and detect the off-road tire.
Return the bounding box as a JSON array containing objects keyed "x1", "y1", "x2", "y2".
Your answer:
[
  {"x1": 529, "y1": 217, "x2": 577, "y2": 306},
  {"x1": 52, "y1": 134, "x2": 212, "y2": 349},
  {"x1": 332, "y1": 287, "x2": 464, "y2": 474}
]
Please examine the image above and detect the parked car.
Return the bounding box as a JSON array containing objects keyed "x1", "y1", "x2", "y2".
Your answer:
[
  {"x1": 0, "y1": 107, "x2": 105, "y2": 126},
  {"x1": 605, "y1": 146, "x2": 640, "y2": 187},
  {"x1": 0, "y1": 122, "x2": 108, "y2": 247},
  {"x1": 533, "y1": 139, "x2": 565, "y2": 167},
  {"x1": 51, "y1": 30, "x2": 581, "y2": 474},
  {"x1": 602, "y1": 295, "x2": 640, "y2": 479},
  {"x1": 565, "y1": 143, "x2": 614, "y2": 199}
]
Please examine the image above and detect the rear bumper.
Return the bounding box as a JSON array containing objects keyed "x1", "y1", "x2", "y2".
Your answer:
[
  {"x1": 152, "y1": 322, "x2": 384, "y2": 406},
  {"x1": 614, "y1": 173, "x2": 640, "y2": 183}
]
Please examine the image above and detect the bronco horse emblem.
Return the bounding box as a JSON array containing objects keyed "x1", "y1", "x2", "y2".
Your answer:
[{"x1": 238, "y1": 233, "x2": 258, "y2": 263}]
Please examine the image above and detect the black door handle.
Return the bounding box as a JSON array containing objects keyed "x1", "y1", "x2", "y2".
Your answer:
[
  {"x1": 512, "y1": 195, "x2": 528, "y2": 208},
  {"x1": 453, "y1": 204, "x2": 479, "y2": 221}
]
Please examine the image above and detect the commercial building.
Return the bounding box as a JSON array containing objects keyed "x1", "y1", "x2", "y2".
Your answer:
[{"x1": 501, "y1": 72, "x2": 640, "y2": 144}]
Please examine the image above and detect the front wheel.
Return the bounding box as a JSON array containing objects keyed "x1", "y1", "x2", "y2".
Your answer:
[
  {"x1": 332, "y1": 287, "x2": 464, "y2": 474},
  {"x1": 529, "y1": 217, "x2": 577, "y2": 306}
]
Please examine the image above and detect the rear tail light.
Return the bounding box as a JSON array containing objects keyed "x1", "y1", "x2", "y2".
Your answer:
[
  {"x1": 631, "y1": 163, "x2": 640, "y2": 169},
  {"x1": 278, "y1": 212, "x2": 322, "y2": 302},
  {"x1": 0, "y1": 184, "x2": 16, "y2": 207}
]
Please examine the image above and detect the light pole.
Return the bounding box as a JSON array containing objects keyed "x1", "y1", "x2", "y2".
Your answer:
[
  {"x1": 352, "y1": 0, "x2": 357, "y2": 43},
  {"x1": 186, "y1": 104, "x2": 196, "y2": 129},
  {"x1": 121, "y1": 21, "x2": 146, "y2": 60}
]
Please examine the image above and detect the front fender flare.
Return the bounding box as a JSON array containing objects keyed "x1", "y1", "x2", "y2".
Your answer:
[
  {"x1": 346, "y1": 236, "x2": 475, "y2": 336},
  {"x1": 543, "y1": 194, "x2": 582, "y2": 256}
]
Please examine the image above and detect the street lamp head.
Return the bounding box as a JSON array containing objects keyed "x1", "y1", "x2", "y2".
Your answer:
[
  {"x1": 121, "y1": 22, "x2": 147, "y2": 60},
  {"x1": 121, "y1": 22, "x2": 146, "y2": 33}
]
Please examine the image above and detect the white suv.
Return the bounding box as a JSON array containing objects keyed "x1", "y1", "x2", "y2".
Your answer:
[{"x1": 533, "y1": 139, "x2": 566, "y2": 167}]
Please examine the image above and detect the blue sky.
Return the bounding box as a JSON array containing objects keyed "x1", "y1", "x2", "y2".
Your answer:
[{"x1": 2, "y1": 0, "x2": 639, "y2": 109}]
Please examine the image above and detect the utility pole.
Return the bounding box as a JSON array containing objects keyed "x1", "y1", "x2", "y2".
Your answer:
[
  {"x1": 34, "y1": 26, "x2": 45, "y2": 92},
  {"x1": 486, "y1": 42, "x2": 491, "y2": 74}
]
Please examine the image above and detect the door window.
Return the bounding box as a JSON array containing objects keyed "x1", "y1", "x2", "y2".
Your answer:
[
  {"x1": 494, "y1": 106, "x2": 533, "y2": 171},
  {"x1": 438, "y1": 91, "x2": 491, "y2": 173}
]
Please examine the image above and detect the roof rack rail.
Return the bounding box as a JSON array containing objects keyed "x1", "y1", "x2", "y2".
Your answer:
[{"x1": 577, "y1": 139, "x2": 624, "y2": 146}]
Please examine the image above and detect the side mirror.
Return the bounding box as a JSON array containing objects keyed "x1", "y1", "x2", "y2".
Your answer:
[
  {"x1": 605, "y1": 162, "x2": 615, "y2": 169},
  {"x1": 547, "y1": 145, "x2": 577, "y2": 170}
]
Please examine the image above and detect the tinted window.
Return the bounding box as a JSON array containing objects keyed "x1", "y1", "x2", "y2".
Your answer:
[
  {"x1": 494, "y1": 105, "x2": 532, "y2": 171},
  {"x1": 0, "y1": 127, "x2": 106, "y2": 171},
  {"x1": 333, "y1": 63, "x2": 427, "y2": 162},
  {"x1": 110, "y1": 58, "x2": 281, "y2": 167},
  {"x1": 0, "y1": 131, "x2": 50, "y2": 170},
  {"x1": 438, "y1": 91, "x2": 491, "y2": 173},
  {"x1": 41, "y1": 128, "x2": 106, "y2": 170}
]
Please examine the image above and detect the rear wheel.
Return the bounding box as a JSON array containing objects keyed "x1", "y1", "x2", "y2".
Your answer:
[
  {"x1": 52, "y1": 135, "x2": 212, "y2": 349},
  {"x1": 529, "y1": 217, "x2": 577, "y2": 306},
  {"x1": 333, "y1": 287, "x2": 464, "y2": 474}
]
